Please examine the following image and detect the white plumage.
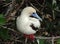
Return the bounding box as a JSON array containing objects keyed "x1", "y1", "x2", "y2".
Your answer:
[{"x1": 16, "y1": 7, "x2": 42, "y2": 35}]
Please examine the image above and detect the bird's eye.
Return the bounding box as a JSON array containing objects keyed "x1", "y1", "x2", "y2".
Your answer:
[
  {"x1": 32, "y1": 12, "x2": 35, "y2": 14},
  {"x1": 30, "y1": 12, "x2": 35, "y2": 17}
]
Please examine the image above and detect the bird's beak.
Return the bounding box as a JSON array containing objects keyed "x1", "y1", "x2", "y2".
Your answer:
[{"x1": 32, "y1": 13, "x2": 42, "y2": 21}]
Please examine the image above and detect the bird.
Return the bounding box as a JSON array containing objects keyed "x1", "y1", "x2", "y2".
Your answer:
[{"x1": 16, "y1": 7, "x2": 42, "y2": 41}]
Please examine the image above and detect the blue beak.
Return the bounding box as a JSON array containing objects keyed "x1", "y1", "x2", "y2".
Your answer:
[{"x1": 32, "y1": 13, "x2": 42, "y2": 21}]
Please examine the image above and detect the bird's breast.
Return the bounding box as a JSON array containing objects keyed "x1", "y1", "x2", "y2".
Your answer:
[{"x1": 16, "y1": 16, "x2": 36, "y2": 34}]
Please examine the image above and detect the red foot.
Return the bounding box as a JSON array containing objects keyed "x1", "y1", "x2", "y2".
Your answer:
[{"x1": 24, "y1": 34, "x2": 35, "y2": 41}]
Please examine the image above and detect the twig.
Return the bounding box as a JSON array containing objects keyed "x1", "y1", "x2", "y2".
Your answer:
[
  {"x1": 51, "y1": 37, "x2": 54, "y2": 44},
  {"x1": 35, "y1": 0, "x2": 44, "y2": 7},
  {"x1": 25, "y1": 0, "x2": 29, "y2": 6},
  {"x1": 5, "y1": 4, "x2": 13, "y2": 16},
  {"x1": 5, "y1": 0, "x2": 16, "y2": 17},
  {"x1": 16, "y1": 0, "x2": 24, "y2": 11},
  {"x1": 14, "y1": 40, "x2": 23, "y2": 43},
  {"x1": 35, "y1": 36, "x2": 60, "y2": 39},
  {"x1": 40, "y1": 0, "x2": 46, "y2": 12},
  {"x1": 3, "y1": 2, "x2": 12, "y2": 7},
  {"x1": 54, "y1": 9, "x2": 60, "y2": 12},
  {"x1": 36, "y1": 39, "x2": 40, "y2": 44},
  {"x1": 25, "y1": 38, "x2": 28, "y2": 44},
  {"x1": 52, "y1": 10, "x2": 55, "y2": 20},
  {"x1": 29, "y1": 2, "x2": 44, "y2": 15},
  {"x1": 5, "y1": 0, "x2": 25, "y2": 21},
  {"x1": 0, "y1": 25, "x2": 20, "y2": 34}
]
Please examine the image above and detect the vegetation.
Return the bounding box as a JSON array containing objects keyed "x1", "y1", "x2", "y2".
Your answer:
[{"x1": 0, "y1": 0, "x2": 60, "y2": 44}]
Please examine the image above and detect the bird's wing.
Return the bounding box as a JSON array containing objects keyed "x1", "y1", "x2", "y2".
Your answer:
[{"x1": 29, "y1": 17, "x2": 40, "y2": 31}]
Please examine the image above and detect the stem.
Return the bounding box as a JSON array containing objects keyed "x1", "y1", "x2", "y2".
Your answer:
[{"x1": 52, "y1": 10, "x2": 55, "y2": 20}]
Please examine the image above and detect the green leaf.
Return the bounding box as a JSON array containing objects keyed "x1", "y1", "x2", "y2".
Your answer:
[
  {"x1": 39, "y1": 39, "x2": 45, "y2": 44},
  {"x1": 56, "y1": 39, "x2": 60, "y2": 44},
  {"x1": 0, "y1": 14, "x2": 6, "y2": 25},
  {"x1": 0, "y1": 28, "x2": 10, "y2": 40}
]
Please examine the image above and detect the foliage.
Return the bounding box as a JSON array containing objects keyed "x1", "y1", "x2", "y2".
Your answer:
[
  {"x1": 0, "y1": 14, "x2": 6, "y2": 25},
  {"x1": 56, "y1": 39, "x2": 60, "y2": 44},
  {"x1": 0, "y1": 0, "x2": 60, "y2": 44},
  {"x1": 39, "y1": 39, "x2": 45, "y2": 44},
  {"x1": 0, "y1": 14, "x2": 11, "y2": 40},
  {"x1": 0, "y1": 28, "x2": 10, "y2": 40}
]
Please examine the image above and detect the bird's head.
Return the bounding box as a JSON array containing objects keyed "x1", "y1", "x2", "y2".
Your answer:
[{"x1": 21, "y1": 7, "x2": 42, "y2": 21}]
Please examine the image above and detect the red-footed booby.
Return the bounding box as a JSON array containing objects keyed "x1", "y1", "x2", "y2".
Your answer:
[{"x1": 16, "y1": 7, "x2": 42, "y2": 41}]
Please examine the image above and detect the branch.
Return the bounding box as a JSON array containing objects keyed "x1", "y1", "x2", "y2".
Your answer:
[
  {"x1": 29, "y1": 2, "x2": 44, "y2": 15},
  {"x1": 35, "y1": 36, "x2": 60, "y2": 39}
]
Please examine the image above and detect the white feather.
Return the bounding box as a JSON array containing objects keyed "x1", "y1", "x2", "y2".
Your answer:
[
  {"x1": 16, "y1": 7, "x2": 41, "y2": 35},
  {"x1": 29, "y1": 17, "x2": 40, "y2": 28}
]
